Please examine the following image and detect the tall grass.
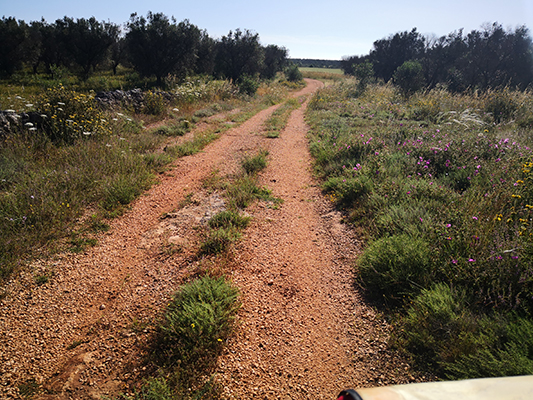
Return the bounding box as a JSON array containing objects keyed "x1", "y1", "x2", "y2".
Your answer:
[{"x1": 306, "y1": 81, "x2": 533, "y2": 379}]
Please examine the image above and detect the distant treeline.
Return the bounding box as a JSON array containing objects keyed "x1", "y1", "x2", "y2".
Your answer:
[
  {"x1": 0, "y1": 12, "x2": 289, "y2": 85},
  {"x1": 341, "y1": 23, "x2": 533, "y2": 91},
  {"x1": 290, "y1": 59, "x2": 341, "y2": 69}
]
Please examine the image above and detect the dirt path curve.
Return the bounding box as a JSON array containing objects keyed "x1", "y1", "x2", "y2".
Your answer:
[{"x1": 0, "y1": 79, "x2": 413, "y2": 400}]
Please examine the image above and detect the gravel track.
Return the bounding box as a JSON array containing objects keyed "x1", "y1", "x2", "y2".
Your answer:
[{"x1": 0, "y1": 79, "x2": 415, "y2": 400}]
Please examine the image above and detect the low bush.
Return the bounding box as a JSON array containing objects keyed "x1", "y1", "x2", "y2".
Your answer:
[
  {"x1": 285, "y1": 65, "x2": 303, "y2": 82},
  {"x1": 401, "y1": 283, "x2": 478, "y2": 370},
  {"x1": 156, "y1": 276, "x2": 240, "y2": 369},
  {"x1": 237, "y1": 74, "x2": 260, "y2": 96},
  {"x1": 241, "y1": 150, "x2": 268, "y2": 175},
  {"x1": 357, "y1": 234, "x2": 433, "y2": 301}
]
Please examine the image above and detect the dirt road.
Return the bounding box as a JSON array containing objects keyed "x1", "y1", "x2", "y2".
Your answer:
[{"x1": 0, "y1": 79, "x2": 413, "y2": 399}]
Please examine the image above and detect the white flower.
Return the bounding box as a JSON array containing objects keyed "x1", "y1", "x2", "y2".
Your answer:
[
  {"x1": 25, "y1": 122, "x2": 34, "y2": 127},
  {"x1": 57, "y1": 102, "x2": 65, "y2": 106},
  {"x1": 29, "y1": 127, "x2": 37, "y2": 131},
  {"x1": 5, "y1": 109, "x2": 15, "y2": 113},
  {"x1": 57, "y1": 108, "x2": 63, "y2": 112},
  {"x1": 172, "y1": 108, "x2": 179, "y2": 112},
  {"x1": 117, "y1": 113, "x2": 124, "y2": 117},
  {"x1": 26, "y1": 104, "x2": 33, "y2": 107},
  {"x1": 82, "y1": 131, "x2": 92, "y2": 136}
]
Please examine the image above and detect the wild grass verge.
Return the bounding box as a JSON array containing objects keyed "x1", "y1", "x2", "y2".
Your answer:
[
  {"x1": 306, "y1": 81, "x2": 533, "y2": 379},
  {"x1": 0, "y1": 116, "x2": 158, "y2": 279}
]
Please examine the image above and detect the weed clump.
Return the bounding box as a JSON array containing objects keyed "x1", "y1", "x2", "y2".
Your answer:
[
  {"x1": 357, "y1": 234, "x2": 432, "y2": 302},
  {"x1": 156, "y1": 276, "x2": 240, "y2": 370},
  {"x1": 241, "y1": 150, "x2": 268, "y2": 175},
  {"x1": 208, "y1": 210, "x2": 250, "y2": 230}
]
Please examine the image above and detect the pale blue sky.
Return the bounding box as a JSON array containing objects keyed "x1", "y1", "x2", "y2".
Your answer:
[{"x1": 2, "y1": 0, "x2": 533, "y2": 60}]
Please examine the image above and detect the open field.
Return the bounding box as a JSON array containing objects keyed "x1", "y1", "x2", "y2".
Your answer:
[{"x1": 299, "y1": 67, "x2": 344, "y2": 75}]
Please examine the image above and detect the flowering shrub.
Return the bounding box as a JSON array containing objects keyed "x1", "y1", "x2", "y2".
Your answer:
[
  {"x1": 37, "y1": 85, "x2": 109, "y2": 143},
  {"x1": 142, "y1": 90, "x2": 167, "y2": 116},
  {"x1": 171, "y1": 78, "x2": 237, "y2": 104}
]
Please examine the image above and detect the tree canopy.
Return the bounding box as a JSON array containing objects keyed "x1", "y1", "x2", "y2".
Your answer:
[
  {"x1": 0, "y1": 12, "x2": 289, "y2": 86},
  {"x1": 342, "y1": 23, "x2": 533, "y2": 91},
  {"x1": 126, "y1": 13, "x2": 201, "y2": 86}
]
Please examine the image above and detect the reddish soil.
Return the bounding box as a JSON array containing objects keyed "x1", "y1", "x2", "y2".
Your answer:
[{"x1": 0, "y1": 79, "x2": 417, "y2": 400}]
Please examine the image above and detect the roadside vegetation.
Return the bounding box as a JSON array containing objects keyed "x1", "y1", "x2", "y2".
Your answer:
[
  {"x1": 306, "y1": 78, "x2": 533, "y2": 380},
  {"x1": 0, "y1": 69, "x2": 298, "y2": 283}
]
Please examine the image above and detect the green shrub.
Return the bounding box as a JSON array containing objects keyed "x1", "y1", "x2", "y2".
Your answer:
[
  {"x1": 357, "y1": 234, "x2": 432, "y2": 301},
  {"x1": 237, "y1": 74, "x2": 260, "y2": 96},
  {"x1": 445, "y1": 317, "x2": 533, "y2": 378},
  {"x1": 404, "y1": 286, "x2": 533, "y2": 378},
  {"x1": 323, "y1": 175, "x2": 373, "y2": 206},
  {"x1": 241, "y1": 150, "x2": 268, "y2": 175},
  {"x1": 393, "y1": 60, "x2": 425, "y2": 97},
  {"x1": 200, "y1": 227, "x2": 241, "y2": 255},
  {"x1": 157, "y1": 276, "x2": 240, "y2": 368},
  {"x1": 286, "y1": 64, "x2": 303, "y2": 82},
  {"x1": 353, "y1": 61, "x2": 374, "y2": 95},
  {"x1": 402, "y1": 283, "x2": 479, "y2": 370},
  {"x1": 208, "y1": 210, "x2": 250, "y2": 230}
]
